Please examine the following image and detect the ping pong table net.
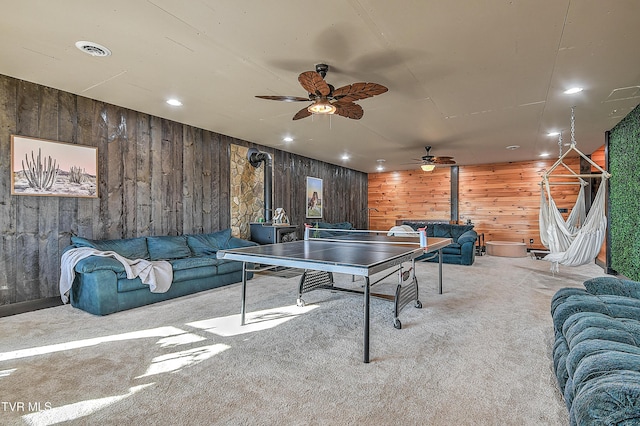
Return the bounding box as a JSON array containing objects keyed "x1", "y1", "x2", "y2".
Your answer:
[{"x1": 303, "y1": 224, "x2": 428, "y2": 248}]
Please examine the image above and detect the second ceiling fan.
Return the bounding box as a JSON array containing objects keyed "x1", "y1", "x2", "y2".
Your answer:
[
  {"x1": 414, "y1": 146, "x2": 456, "y2": 171},
  {"x1": 256, "y1": 64, "x2": 388, "y2": 120}
]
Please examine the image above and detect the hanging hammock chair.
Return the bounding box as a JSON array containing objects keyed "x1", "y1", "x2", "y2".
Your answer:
[
  {"x1": 539, "y1": 174, "x2": 608, "y2": 272},
  {"x1": 538, "y1": 107, "x2": 611, "y2": 273}
]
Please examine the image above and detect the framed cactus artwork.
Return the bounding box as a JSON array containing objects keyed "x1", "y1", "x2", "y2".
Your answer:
[{"x1": 10, "y1": 135, "x2": 98, "y2": 198}]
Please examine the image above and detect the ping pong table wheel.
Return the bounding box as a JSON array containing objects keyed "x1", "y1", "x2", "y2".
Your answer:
[
  {"x1": 296, "y1": 298, "x2": 305, "y2": 307},
  {"x1": 415, "y1": 300, "x2": 423, "y2": 309},
  {"x1": 394, "y1": 318, "x2": 402, "y2": 329}
]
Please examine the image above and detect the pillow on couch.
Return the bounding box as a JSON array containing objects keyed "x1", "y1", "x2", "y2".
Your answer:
[
  {"x1": 432, "y1": 223, "x2": 453, "y2": 238},
  {"x1": 71, "y1": 236, "x2": 150, "y2": 260},
  {"x1": 451, "y1": 225, "x2": 474, "y2": 241},
  {"x1": 147, "y1": 236, "x2": 192, "y2": 260},
  {"x1": 584, "y1": 277, "x2": 640, "y2": 300},
  {"x1": 186, "y1": 229, "x2": 232, "y2": 256}
]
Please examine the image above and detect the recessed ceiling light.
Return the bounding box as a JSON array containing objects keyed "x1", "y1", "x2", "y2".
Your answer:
[
  {"x1": 166, "y1": 99, "x2": 182, "y2": 106},
  {"x1": 75, "y1": 41, "x2": 111, "y2": 57},
  {"x1": 506, "y1": 145, "x2": 520, "y2": 150},
  {"x1": 341, "y1": 154, "x2": 350, "y2": 160},
  {"x1": 547, "y1": 132, "x2": 560, "y2": 137},
  {"x1": 539, "y1": 152, "x2": 550, "y2": 157},
  {"x1": 283, "y1": 137, "x2": 293, "y2": 142},
  {"x1": 564, "y1": 87, "x2": 583, "y2": 95}
]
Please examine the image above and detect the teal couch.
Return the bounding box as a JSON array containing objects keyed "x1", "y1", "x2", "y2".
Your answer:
[
  {"x1": 64, "y1": 229, "x2": 257, "y2": 316},
  {"x1": 551, "y1": 277, "x2": 640, "y2": 425},
  {"x1": 400, "y1": 221, "x2": 477, "y2": 265}
]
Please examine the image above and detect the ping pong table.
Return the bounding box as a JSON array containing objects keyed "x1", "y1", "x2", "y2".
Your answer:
[{"x1": 216, "y1": 227, "x2": 452, "y2": 363}]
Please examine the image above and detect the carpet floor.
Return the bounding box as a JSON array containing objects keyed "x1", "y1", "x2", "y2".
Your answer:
[{"x1": 0, "y1": 254, "x2": 607, "y2": 425}]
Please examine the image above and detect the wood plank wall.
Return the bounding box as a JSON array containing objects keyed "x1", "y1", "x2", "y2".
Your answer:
[
  {"x1": 368, "y1": 168, "x2": 451, "y2": 230},
  {"x1": 0, "y1": 74, "x2": 367, "y2": 306},
  {"x1": 459, "y1": 159, "x2": 580, "y2": 248},
  {"x1": 369, "y1": 158, "x2": 581, "y2": 249}
]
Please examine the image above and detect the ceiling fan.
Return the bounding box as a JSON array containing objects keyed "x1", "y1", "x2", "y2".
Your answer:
[
  {"x1": 415, "y1": 146, "x2": 456, "y2": 171},
  {"x1": 255, "y1": 64, "x2": 388, "y2": 120}
]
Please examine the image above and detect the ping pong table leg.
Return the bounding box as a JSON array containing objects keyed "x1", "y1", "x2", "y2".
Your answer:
[
  {"x1": 241, "y1": 262, "x2": 247, "y2": 326},
  {"x1": 364, "y1": 276, "x2": 370, "y2": 363},
  {"x1": 438, "y1": 249, "x2": 443, "y2": 295}
]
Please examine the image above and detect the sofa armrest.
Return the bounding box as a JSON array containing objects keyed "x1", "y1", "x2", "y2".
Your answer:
[
  {"x1": 74, "y1": 256, "x2": 126, "y2": 274},
  {"x1": 227, "y1": 237, "x2": 259, "y2": 249},
  {"x1": 457, "y1": 230, "x2": 478, "y2": 245}
]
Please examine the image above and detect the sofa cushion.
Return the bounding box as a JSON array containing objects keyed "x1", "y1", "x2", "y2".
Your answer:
[
  {"x1": 147, "y1": 236, "x2": 191, "y2": 260},
  {"x1": 584, "y1": 277, "x2": 640, "y2": 300},
  {"x1": 442, "y1": 244, "x2": 461, "y2": 255},
  {"x1": 170, "y1": 256, "x2": 218, "y2": 272},
  {"x1": 186, "y1": 229, "x2": 233, "y2": 256},
  {"x1": 432, "y1": 223, "x2": 452, "y2": 238},
  {"x1": 71, "y1": 236, "x2": 150, "y2": 260},
  {"x1": 215, "y1": 259, "x2": 244, "y2": 275}
]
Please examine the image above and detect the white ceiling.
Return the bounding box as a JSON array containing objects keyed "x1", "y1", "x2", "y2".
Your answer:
[{"x1": 1, "y1": 1, "x2": 639, "y2": 173}]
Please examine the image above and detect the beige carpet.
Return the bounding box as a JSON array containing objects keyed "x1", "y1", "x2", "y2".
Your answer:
[{"x1": 0, "y1": 255, "x2": 607, "y2": 425}]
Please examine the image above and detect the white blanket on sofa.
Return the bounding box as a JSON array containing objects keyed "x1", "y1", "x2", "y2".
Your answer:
[
  {"x1": 387, "y1": 225, "x2": 418, "y2": 236},
  {"x1": 59, "y1": 247, "x2": 173, "y2": 304}
]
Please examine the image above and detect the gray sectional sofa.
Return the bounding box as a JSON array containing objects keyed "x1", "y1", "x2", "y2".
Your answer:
[
  {"x1": 551, "y1": 276, "x2": 640, "y2": 425},
  {"x1": 63, "y1": 228, "x2": 256, "y2": 316}
]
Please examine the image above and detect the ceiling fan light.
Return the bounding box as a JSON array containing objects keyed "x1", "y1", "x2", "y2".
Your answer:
[
  {"x1": 307, "y1": 100, "x2": 336, "y2": 115},
  {"x1": 421, "y1": 164, "x2": 436, "y2": 172}
]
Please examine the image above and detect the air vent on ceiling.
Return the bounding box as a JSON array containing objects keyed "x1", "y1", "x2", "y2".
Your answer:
[{"x1": 75, "y1": 41, "x2": 111, "y2": 57}]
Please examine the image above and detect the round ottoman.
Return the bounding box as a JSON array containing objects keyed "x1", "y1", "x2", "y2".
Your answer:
[{"x1": 486, "y1": 241, "x2": 527, "y2": 257}]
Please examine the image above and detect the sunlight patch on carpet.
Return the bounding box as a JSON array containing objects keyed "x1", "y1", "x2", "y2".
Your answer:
[
  {"x1": 21, "y1": 383, "x2": 153, "y2": 426},
  {"x1": 187, "y1": 304, "x2": 319, "y2": 337},
  {"x1": 0, "y1": 326, "x2": 187, "y2": 362},
  {"x1": 0, "y1": 368, "x2": 16, "y2": 378},
  {"x1": 136, "y1": 344, "x2": 230, "y2": 378},
  {"x1": 157, "y1": 333, "x2": 207, "y2": 347}
]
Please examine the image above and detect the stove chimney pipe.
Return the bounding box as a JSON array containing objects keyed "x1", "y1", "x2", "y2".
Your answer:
[{"x1": 247, "y1": 148, "x2": 273, "y2": 222}]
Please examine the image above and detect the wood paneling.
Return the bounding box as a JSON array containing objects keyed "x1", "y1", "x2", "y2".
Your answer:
[
  {"x1": 368, "y1": 158, "x2": 582, "y2": 250},
  {"x1": 368, "y1": 168, "x2": 451, "y2": 230},
  {"x1": 459, "y1": 159, "x2": 580, "y2": 248},
  {"x1": 0, "y1": 74, "x2": 367, "y2": 306}
]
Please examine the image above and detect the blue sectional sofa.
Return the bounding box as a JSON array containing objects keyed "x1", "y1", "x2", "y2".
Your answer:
[
  {"x1": 400, "y1": 221, "x2": 477, "y2": 265},
  {"x1": 551, "y1": 277, "x2": 640, "y2": 425},
  {"x1": 63, "y1": 228, "x2": 257, "y2": 316}
]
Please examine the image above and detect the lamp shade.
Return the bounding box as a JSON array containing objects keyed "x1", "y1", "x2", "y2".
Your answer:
[
  {"x1": 421, "y1": 164, "x2": 436, "y2": 172},
  {"x1": 307, "y1": 100, "x2": 336, "y2": 115}
]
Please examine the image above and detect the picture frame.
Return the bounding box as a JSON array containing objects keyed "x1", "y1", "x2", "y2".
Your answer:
[
  {"x1": 11, "y1": 135, "x2": 98, "y2": 198},
  {"x1": 306, "y1": 176, "x2": 323, "y2": 219}
]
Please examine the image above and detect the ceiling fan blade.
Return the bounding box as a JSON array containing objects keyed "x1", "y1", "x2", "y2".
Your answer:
[
  {"x1": 433, "y1": 159, "x2": 456, "y2": 164},
  {"x1": 333, "y1": 82, "x2": 388, "y2": 103},
  {"x1": 298, "y1": 71, "x2": 330, "y2": 97},
  {"x1": 334, "y1": 102, "x2": 364, "y2": 120},
  {"x1": 292, "y1": 106, "x2": 313, "y2": 120},
  {"x1": 255, "y1": 95, "x2": 310, "y2": 102}
]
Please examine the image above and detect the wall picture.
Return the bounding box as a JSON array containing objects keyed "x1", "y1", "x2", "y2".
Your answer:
[
  {"x1": 306, "y1": 176, "x2": 323, "y2": 218},
  {"x1": 11, "y1": 135, "x2": 98, "y2": 198}
]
